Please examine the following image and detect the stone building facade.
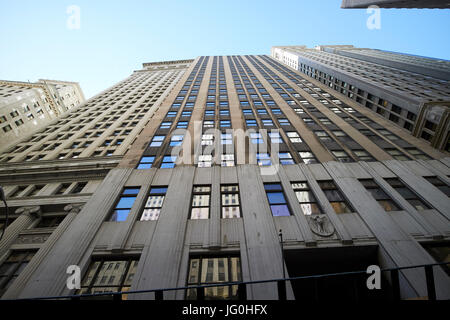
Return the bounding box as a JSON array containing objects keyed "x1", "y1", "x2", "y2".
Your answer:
[{"x1": 0, "y1": 54, "x2": 449, "y2": 300}]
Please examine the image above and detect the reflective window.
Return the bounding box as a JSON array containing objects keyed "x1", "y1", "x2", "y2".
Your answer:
[
  {"x1": 109, "y1": 187, "x2": 140, "y2": 222},
  {"x1": 221, "y1": 185, "x2": 240, "y2": 218},
  {"x1": 186, "y1": 256, "x2": 242, "y2": 300},
  {"x1": 77, "y1": 258, "x2": 139, "y2": 300},
  {"x1": 264, "y1": 183, "x2": 291, "y2": 216},
  {"x1": 292, "y1": 182, "x2": 322, "y2": 215},
  {"x1": 140, "y1": 187, "x2": 167, "y2": 221},
  {"x1": 137, "y1": 156, "x2": 155, "y2": 169},
  {"x1": 190, "y1": 186, "x2": 211, "y2": 219}
]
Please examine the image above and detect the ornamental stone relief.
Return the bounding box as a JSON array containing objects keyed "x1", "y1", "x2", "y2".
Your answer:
[{"x1": 307, "y1": 214, "x2": 335, "y2": 237}]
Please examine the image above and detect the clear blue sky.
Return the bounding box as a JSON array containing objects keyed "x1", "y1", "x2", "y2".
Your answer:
[{"x1": 1, "y1": 0, "x2": 449, "y2": 98}]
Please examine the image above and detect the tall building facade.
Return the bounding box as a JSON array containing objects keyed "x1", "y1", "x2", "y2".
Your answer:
[
  {"x1": 0, "y1": 79, "x2": 85, "y2": 153},
  {"x1": 271, "y1": 45, "x2": 450, "y2": 152},
  {"x1": 0, "y1": 55, "x2": 449, "y2": 300},
  {"x1": 341, "y1": 0, "x2": 450, "y2": 9}
]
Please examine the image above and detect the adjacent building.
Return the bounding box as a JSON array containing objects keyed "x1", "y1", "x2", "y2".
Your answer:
[
  {"x1": 271, "y1": 45, "x2": 450, "y2": 152},
  {"x1": 0, "y1": 79, "x2": 85, "y2": 153},
  {"x1": 0, "y1": 54, "x2": 449, "y2": 301},
  {"x1": 341, "y1": 0, "x2": 450, "y2": 9}
]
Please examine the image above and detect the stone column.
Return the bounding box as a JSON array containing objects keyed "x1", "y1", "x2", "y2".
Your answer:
[
  {"x1": 2, "y1": 204, "x2": 83, "y2": 299},
  {"x1": 0, "y1": 206, "x2": 41, "y2": 259}
]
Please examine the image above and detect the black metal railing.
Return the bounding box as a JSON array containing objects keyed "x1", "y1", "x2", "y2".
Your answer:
[{"x1": 8, "y1": 261, "x2": 450, "y2": 301}]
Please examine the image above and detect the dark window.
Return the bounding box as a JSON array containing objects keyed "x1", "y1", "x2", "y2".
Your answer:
[
  {"x1": 424, "y1": 177, "x2": 450, "y2": 197},
  {"x1": 385, "y1": 178, "x2": 430, "y2": 211},
  {"x1": 359, "y1": 179, "x2": 400, "y2": 211},
  {"x1": 318, "y1": 181, "x2": 354, "y2": 214},
  {"x1": 55, "y1": 183, "x2": 71, "y2": 195},
  {"x1": 0, "y1": 251, "x2": 36, "y2": 295},
  {"x1": 71, "y1": 182, "x2": 87, "y2": 194},
  {"x1": 35, "y1": 215, "x2": 65, "y2": 228}
]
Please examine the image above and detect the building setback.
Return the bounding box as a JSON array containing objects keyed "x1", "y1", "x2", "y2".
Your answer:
[
  {"x1": 0, "y1": 79, "x2": 85, "y2": 153},
  {"x1": 341, "y1": 0, "x2": 450, "y2": 9},
  {"x1": 271, "y1": 45, "x2": 450, "y2": 152},
  {"x1": 0, "y1": 55, "x2": 449, "y2": 300}
]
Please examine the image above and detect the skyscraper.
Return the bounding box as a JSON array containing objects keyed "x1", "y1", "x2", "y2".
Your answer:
[
  {"x1": 271, "y1": 45, "x2": 450, "y2": 151},
  {"x1": 0, "y1": 54, "x2": 449, "y2": 300},
  {"x1": 341, "y1": 0, "x2": 450, "y2": 9},
  {"x1": 0, "y1": 79, "x2": 85, "y2": 153}
]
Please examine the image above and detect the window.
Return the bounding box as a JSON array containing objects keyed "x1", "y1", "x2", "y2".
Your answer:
[
  {"x1": 140, "y1": 187, "x2": 167, "y2": 221},
  {"x1": 269, "y1": 132, "x2": 283, "y2": 144},
  {"x1": 221, "y1": 133, "x2": 232, "y2": 145},
  {"x1": 318, "y1": 181, "x2": 354, "y2": 214},
  {"x1": 221, "y1": 185, "x2": 241, "y2": 218},
  {"x1": 354, "y1": 150, "x2": 375, "y2": 162},
  {"x1": 405, "y1": 148, "x2": 431, "y2": 160},
  {"x1": 170, "y1": 134, "x2": 184, "y2": 147},
  {"x1": 292, "y1": 182, "x2": 322, "y2": 215},
  {"x1": 77, "y1": 258, "x2": 139, "y2": 299},
  {"x1": 35, "y1": 215, "x2": 65, "y2": 228},
  {"x1": 159, "y1": 121, "x2": 172, "y2": 129},
  {"x1": 278, "y1": 152, "x2": 295, "y2": 165},
  {"x1": 386, "y1": 149, "x2": 410, "y2": 161},
  {"x1": 0, "y1": 251, "x2": 36, "y2": 295},
  {"x1": 109, "y1": 187, "x2": 140, "y2": 222},
  {"x1": 314, "y1": 131, "x2": 332, "y2": 141},
  {"x1": 71, "y1": 182, "x2": 87, "y2": 194},
  {"x1": 385, "y1": 178, "x2": 430, "y2": 211},
  {"x1": 29, "y1": 185, "x2": 45, "y2": 196},
  {"x1": 220, "y1": 120, "x2": 231, "y2": 128},
  {"x1": 9, "y1": 185, "x2": 28, "y2": 198},
  {"x1": 287, "y1": 132, "x2": 302, "y2": 143},
  {"x1": 299, "y1": 151, "x2": 318, "y2": 164},
  {"x1": 359, "y1": 179, "x2": 400, "y2": 211},
  {"x1": 332, "y1": 150, "x2": 353, "y2": 163},
  {"x1": 203, "y1": 120, "x2": 214, "y2": 128},
  {"x1": 198, "y1": 155, "x2": 212, "y2": 167},
  {"x1": 264, "y1": 183, "x2": 291, "y2": 216},
  {"x1": 278, "y1": 118, "x2": 290, "y2": 126},
  {"x1": 190, "y1": 186, "x2": 211, "y2": 219},
  {"x1": 186, "y1": 256, "x2": 242, "y2": 300},
  {"x1": 256, "y1": 153, "x2": 271, "y2": 166},
  {"x1": 137, "y1": 156, "x2": 155, "y2": 169},
  {"x1": 246, "y1": 119, "x2": 257, "y2": 127},
  {"x1": 161, "y1": 155, "x2": 177, "y2": 168},
  {"x1": 250, "y1": 132, "x2": 264, "y2": 144},
  {"x1": 55, "y1": 183, "x2": 71, "y2": 195},
  {"x1": 149, "y1": 135, "x2": 165, "y2": 147},
  {"x1": 262, "y1": 119, "x2": 273, "y2": 126},
  {"x1": 424, "y1": 177, "x2": 450, "y2": 197},
  {"x1": 221, "y1": 154, "x2": 235, "y2": 167},
  {"x1": 177, "y1": 121, "x2": 188, "y2": 129},
  {"x1": 2, "y1": 125, "x2": 12, "y2": 133}
]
